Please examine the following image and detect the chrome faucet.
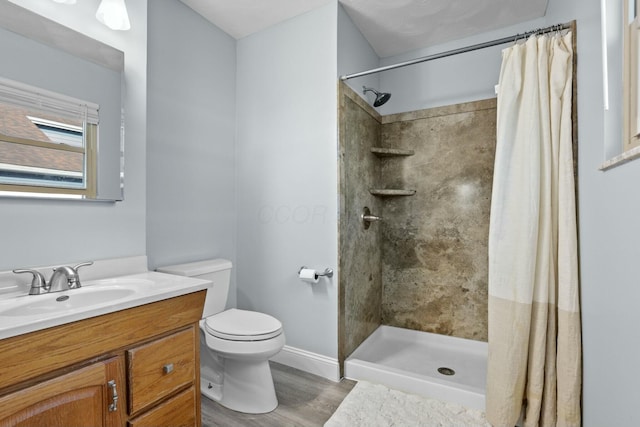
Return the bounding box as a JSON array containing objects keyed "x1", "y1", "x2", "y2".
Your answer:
[
  {"x1": 13, "y1": 261, "x2": 93, "y2": 295},
  {"x1": 49, "y1": 262, "x2": 93, "y2": 292},
  {"x1": 49, "y1": 266, "x2": 79, "y2": 292}
]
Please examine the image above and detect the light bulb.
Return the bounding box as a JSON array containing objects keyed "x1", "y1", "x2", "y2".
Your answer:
[{"x1": 96, "y1": 0, "x2": 131, "y2": 31}]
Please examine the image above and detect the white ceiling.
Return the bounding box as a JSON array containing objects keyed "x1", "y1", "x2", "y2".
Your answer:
[
  {"x1": 179, "y1": 0, "x2": 332, "y2": 40},
  {"x1": 180, "y1": 0, "x2": 549, "y2": 58}
]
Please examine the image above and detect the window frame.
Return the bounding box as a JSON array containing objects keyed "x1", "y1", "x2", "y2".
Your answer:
[{"x1": 624, "y1": 0, "x2": 640, "y2": 151}]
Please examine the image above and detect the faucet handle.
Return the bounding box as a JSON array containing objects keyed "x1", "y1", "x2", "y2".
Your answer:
[
  {"x1": 73, "y1": 261, "x2": 93, "y2": 271},
  {"x1": 71, "y1": 261, "x2": 93, "y2": 288},
  {"x1": 13, "y1": 269, "x2": 49, "y2": 295}
]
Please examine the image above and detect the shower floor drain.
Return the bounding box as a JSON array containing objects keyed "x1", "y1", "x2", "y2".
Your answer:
[{"x1": 437, "y1": 367, "x2": 455, "y2": 376}]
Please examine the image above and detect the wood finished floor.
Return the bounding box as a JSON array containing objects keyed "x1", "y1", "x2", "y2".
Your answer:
[{"x1": 202, "y1": 362, "x2": 356, "y2": 427}]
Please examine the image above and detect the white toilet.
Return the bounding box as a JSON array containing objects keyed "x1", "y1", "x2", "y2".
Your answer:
[{"x1": 157, "y1": 259, "x2": 285, "y2": 414}]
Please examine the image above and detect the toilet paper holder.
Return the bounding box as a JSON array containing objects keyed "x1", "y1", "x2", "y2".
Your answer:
[{"x1": 298, "y1": 266, "x2": 334, "y2": 278}]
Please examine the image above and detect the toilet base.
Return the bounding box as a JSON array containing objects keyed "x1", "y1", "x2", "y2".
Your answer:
[
  {"x1": 201, "y1": 358, "x2": 278, "y2": 414},
  {"x1": 201, "y1": 380, "x2": 223, "y2": 402}
]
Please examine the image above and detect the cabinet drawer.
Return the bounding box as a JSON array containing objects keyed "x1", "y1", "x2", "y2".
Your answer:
[
  {"x1": 127, "y1": 327, "x2": 196, "y2": 414},
  {"x1": 128, "y1": 386, "x2": 197, "y2": 427}
]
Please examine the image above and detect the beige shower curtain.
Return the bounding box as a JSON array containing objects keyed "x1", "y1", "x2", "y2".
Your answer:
[{"x1": 486, "y1": 32, "x2": 581, "y2": 427}]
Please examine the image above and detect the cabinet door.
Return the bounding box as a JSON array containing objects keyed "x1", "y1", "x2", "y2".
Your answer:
[{"x1": 0, "y1": 356, "x2": 124, "y2": 427}]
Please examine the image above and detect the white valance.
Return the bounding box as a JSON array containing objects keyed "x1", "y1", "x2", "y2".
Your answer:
[{"x1": 0, "y1": 76, "x2": 99, "y2": 124}]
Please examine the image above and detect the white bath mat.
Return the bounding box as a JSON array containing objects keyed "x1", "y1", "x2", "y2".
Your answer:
[{"x1": 324, "y1": 380, "x2": 491, "y2": 427}]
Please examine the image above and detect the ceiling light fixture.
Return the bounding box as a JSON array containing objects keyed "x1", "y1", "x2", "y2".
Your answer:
[
  {"x1": 96, "y1": 0, "x2": 131, "y2": 31},
  {"x1": 51, "y1": 0, "x2": 77, "y2": 4}
]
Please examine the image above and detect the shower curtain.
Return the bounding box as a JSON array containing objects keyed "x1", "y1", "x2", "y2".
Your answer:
[{"x1": 486, "y1": 32, "x2": 581, "y2": 427}]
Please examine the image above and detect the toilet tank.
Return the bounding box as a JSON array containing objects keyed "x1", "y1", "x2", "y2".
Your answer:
[{"x1": 157, "y1": 259, "x2": 232, "y2": 318}]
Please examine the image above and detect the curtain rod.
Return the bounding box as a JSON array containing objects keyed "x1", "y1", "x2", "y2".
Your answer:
[{"x1": 340, "y1": 22, "x2": 572, "y2": 81}]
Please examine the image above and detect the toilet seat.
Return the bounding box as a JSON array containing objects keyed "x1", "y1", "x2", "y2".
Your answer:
[{"x1": 204, "y1": 308, "x2": 283, "y2": 341}]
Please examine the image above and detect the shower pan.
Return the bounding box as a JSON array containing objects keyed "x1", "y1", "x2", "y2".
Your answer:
[{"x1": 345, "y1": 326, "x2": 487, "y2": 410}]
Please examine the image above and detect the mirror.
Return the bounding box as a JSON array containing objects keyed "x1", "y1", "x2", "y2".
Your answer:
[{"x1": 0, "y1": 1, "x2": 124, "y2": 201}]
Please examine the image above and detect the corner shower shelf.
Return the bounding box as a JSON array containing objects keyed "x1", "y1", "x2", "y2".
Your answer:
[
  {"x1": 369, "y1": 189, "x2": 416, "y2": 197},
  {"x1": 370, "y1": 147, "x2": 415, "y2": 157}
]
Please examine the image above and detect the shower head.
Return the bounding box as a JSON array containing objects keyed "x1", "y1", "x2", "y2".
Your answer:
[{"x1": 363, "y1": 86, "x2": 391, "y2": 107}]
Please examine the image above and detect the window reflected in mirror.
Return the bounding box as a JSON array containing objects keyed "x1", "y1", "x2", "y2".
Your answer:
[{"x1": 0, "y1": 78, "x2": 97, "y2": 197}]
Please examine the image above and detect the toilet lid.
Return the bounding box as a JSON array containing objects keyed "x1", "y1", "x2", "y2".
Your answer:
[{"x1": 204, "y1": 308, "x2": 283, "y2": 341}]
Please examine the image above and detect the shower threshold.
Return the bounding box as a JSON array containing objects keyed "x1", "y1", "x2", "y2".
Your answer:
[{"x1": 345, "y1": 325, "x2": 488, "y2": 411}]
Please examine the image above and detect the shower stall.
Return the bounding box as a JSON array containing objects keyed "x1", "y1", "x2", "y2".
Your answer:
[
  {"x1": 337, "y1": 20, "x2": 577, "y2": 416},
  {"x1": 337, "y1": 81, "x2": 496, "y2": 409}
]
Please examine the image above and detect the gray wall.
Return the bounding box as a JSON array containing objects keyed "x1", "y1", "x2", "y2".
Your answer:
[
  {"x1": 337, "y1": 5, "x2": 380, "y2": 102},
  {"x1": 375, "y1": 0, "x2": 640, "y2": 424},
  {"x1": 548, "y1": 1, "x2": 640, "y2": 425},
  {"x1": 235, "y1": 2, "x2": 339, "y2": 358},
  {"x1": 0, "y1": 0, "x2": 147, "y2": 270},
  {"x1": 146, "y1": 0, "x2": 237, "y2": 305},
  {"x1": 376, "y1": 18, "x2": 544, "y2": 115}
]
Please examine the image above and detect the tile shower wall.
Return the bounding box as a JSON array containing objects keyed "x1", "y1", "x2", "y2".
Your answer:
[
  {"x1": 379, "y1": 99, "x2": 496, "y2": 341},
  {"x1": 338, "y1": 83, "x2": 383, "y2": 364}
]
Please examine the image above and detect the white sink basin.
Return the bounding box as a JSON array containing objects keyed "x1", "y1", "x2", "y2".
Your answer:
[
  {"x1": 0, "y1": 272, "x2": 211, "y2": 340},
  {"x1": 0, "y1": 286, "x2": 137, "y2": 317}
]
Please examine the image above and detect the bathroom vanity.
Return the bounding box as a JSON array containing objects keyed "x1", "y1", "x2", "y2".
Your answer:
[
  {"x1": 0, "y1": 257, "x2": 210, "y2": 427},
  {"x1": 0, "y1": 291, "x2": 204, "y2": 427}
]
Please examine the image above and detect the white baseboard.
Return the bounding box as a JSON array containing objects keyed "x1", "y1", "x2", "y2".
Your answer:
[{"x1": 270, "y1": 345, "x2": 341, "y2": 382}]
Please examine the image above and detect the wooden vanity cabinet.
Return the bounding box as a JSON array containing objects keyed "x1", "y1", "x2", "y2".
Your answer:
[{"x1": 0, "y1": 291, "x2": 205, "y2": 427}]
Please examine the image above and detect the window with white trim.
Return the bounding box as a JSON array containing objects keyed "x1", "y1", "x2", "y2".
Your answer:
[
  {"x1": 0, "y1": 77, "x2": 98, "y2": 197},
  {"x1": 624, "y1": 0, "x2": 640, "y2": 151}
]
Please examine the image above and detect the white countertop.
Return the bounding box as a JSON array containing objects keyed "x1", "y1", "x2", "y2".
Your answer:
[{"x1": 0, "y1": 271, "x2": 210, "y2": 340}]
